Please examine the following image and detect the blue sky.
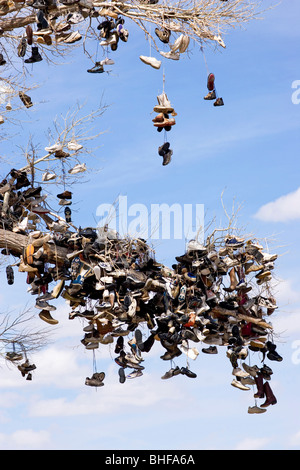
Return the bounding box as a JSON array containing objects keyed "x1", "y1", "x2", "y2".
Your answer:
[{"x1": 0, "y1": 0, "x2": 300, "y2": 450}]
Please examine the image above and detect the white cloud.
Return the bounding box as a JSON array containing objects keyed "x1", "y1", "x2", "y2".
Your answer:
[
  {"x1": 28, "y1": 369, "x2": 183, "y2": 418},
  {"x1": 254, "y1": 187, "x2": 300, "y2": 222},
  {"x1": 272, "y1": 277, "x2": 300, "y2": 307},
  {"x1": 235, "y1": 437, "x2": 271, "y2": 450},
  {"x1": 0, "y1": 429, "x2": 51, "y2": 449}
]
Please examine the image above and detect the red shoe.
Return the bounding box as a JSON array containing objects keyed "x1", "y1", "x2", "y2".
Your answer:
[{"x1": 207, "y1": 73, "x2": 215, "y2": 91}]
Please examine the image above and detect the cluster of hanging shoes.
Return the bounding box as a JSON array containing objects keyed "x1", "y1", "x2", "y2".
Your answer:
[
  {"x1": 204, "y1": 72, "x2": 224, "y2": 107},
  {"x1": 87, "y1": 16, "x2": 128, "y2": 73},
  {"x1": 152, "y1": 90, "x2": 176, "y2": 166},
  {"x1": 5, "y1": 347, "x2": 36, "y2": 381}
]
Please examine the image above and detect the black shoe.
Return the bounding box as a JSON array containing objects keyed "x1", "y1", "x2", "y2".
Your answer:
[
  {"x1": 6, "y1": 265, "x2": 14, "y2": 285},
  {"x1": 114, "y1": 336, "x2": 124, "y2": 354},
  {"x1": 202, "y1": 346, "x2": 218, "y2": 354},
  {"x1": 119, "y1": 367, "x2": 126, "y2": 383},
  {"x1": 64, "y1": 206, "x2": 72, "y2": 223},
  {"x1": 0, "y1": 53, "x2": 6, "y2": 66},
  {"x1": 267, "y1": 350, "x2": 283, "y2": 362},
  {"x1": 24, "y1": 46, "x2": 43, "y2": 64},
  {"x1": 87, "y1": 62, "x2": 104, "y2": 74},
  {"x1": 180, "y1": 367, "x2": 197, "y2": 378},
  {"x1": 158, "y1": 142, "x2": 170, "y2": 156}
]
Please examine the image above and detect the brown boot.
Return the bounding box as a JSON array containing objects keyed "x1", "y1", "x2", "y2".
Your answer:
[
  {"x1": 254, "y1": 372, "x2": 265, "y2": 399},
  {"x1": 224, "y1": 267, "x2": 238, "y2": 292},
  {"x1": 261, "y1": 381, "x2": 277, "y2": 407}
]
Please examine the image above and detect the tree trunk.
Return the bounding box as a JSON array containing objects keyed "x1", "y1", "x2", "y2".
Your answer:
[{"x1": 0, "y1": 228, "x2": 70, "y2": 266}]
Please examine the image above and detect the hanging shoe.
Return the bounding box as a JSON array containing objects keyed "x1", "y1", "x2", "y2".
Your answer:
[
  {"x1": 202, "y1": 345, "x2": 218, "y2": 354},
  {"x1": 57, "y1": 190, "x2": 72, "y2": 199},
  {"x1": 161, "y1": 366, "x2": 181, "y2": 379},
  {"x1": 63, "y1": 31, "x2": 82, "y2": 44},
  {"x1": 87, "y1": 62, "x2": 104, "y2": 73},
  {"x1": 214, "y1": 97, "x2": 224, "y2": 107},
  {"x1": 24, "y1": 46, "x2": 43, "y2": 63},
  {"x1": 17, "y1": 37, "x2": 27, "y2": 57},
  {"x1": 248, "y1": 405, "x2": 267, "y2": 414},
  {"x1": 139, "y1": 55, "x2": 161, "y2": 69},
  {"x1": 6, "y1": 265, "x2": 14, "y2": 285},
  {"x1": 260, "y1": 381, "x2": 277, "y2": 407},
  {"x1": 118, "y1": 367, "x2": 126, "y2": 383},
  {"x1": 204, "y1": 90, "x2": 216, "y2": 100},
  {"x1": 68, "y1": 163, "x2": 87, "y2": 174},
  {"x1": 155, "y1": 27, "x2": 170, "y2": 44},
  {"x1": 162, "y1": 150, "x2": 173, "y2": 166},
  {"x1": 207, "y1": 73, "x2": 215, "y2": 91},
  {"x1": 159, "y1": 50, "x2": 180, "y2": 60},
  {"x1": 153, "y1": 92, "x2": 174, "y2": 114},
  {"x1": 231, "y1": 379, "x2": 250, "y2": 391},
  {"x1": 64, "y1": 206, "x2": 72, "y2": 223},
  {"x1": 26, "y1": 25, "x2": 33, "y2": 45},
  {"x1": 158, "y1": 142, "x2": 170, "y2": 156},
  {"x1": 39, "y1": 310, "x2": 58, "y2": 325},
  {"x1": 171, "y1": 34, "x2": 189, "y2": 53},
  {"x1": 55, "y1": 149, "x2": 70, "y2": 159},
  {"x1": 153, "y1": 113, "x2": 165, "y2": 124},
  {"x1": 180, "y1": 366, "x2": 197, "y2": 378},
  {"x1": 67, "y1": 139, "x2": 83, "y2": 152},
  {"x1": 213, "y1": 34, "x2": 226, "y2": 48},
  {"x1": 45, "y1": 143, "x2": 62, "y2": 153},
  {"x1": 254, "y1": 373, "x2": 265, "y2": 398},
  {"x1": 100, "y1": 57, "x2": 115, "y2": 66},
  {"x1": 153, "y1": 117, "x2": 176, "y2": 129},
  {"x1": 19, "y1": 91, "x2": 33, "y2": 108},
  {"x1": 42, "y1": 170, "x2": 57, "y2": 181}
]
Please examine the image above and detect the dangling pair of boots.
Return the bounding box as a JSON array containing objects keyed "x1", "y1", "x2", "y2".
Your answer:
[{"x1": 254, "y1": 372, "x2": 277, "y2": 407}]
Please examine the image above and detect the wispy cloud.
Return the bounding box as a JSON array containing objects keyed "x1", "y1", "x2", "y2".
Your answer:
[{"x1": 254, "y1": 187, "x2": 300, "y2": 222}]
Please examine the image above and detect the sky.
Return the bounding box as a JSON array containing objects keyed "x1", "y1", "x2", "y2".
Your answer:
[{"x1": 0, "y1": 0, "x2": 300, "y2": 451}]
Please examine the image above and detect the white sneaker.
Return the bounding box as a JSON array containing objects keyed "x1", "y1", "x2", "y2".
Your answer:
[
  {"x1": 171, "y1": 34, "x2": 190, "y2": 53},
  {"x1": 68, "y1": 163, "x2": 87, "y2": 174},
  {"x1": 231, "y1": 379, "x2": 250, "y2": 391},
  {"x1": 186, "y1": 239, "x2": 207, "y2": 254},
  {"x1": 42, "y1": 171, "x2": 57, "y2": 181},
  {"x1": 192, "y1": 327, "x2": 206, "y2": 341},
  {"x1": 160, "y1": 50, "x2": 180, "y2": 60},
  {"x1": 214, "y1": 34, "x2": 226, "y2": 48},
  {"x1": 139, "y1": 55, "x2": 161, "y2": 69},
  {"x1": 261, "y1": 252, "x2": 278, "y2": 262},
  {"x1": 100, "y1": 57, "x2": 115, "y2": 65},
  {"x1": 45, "y1": 143, "x2": 62, "y2": 153},
  {"x1": 232, "y1": 367, "x2": 250, "y2": 378},
  {"x1": 100, "y1": 32, "x2": 118, "y2": 46},
  {"x1": 64, "y1": 31, "x2": 82, "y2": 44},
  {"x1": 222, "y1": 256, "x2": 239, "y2": 268},
  {"x1": 58, "y1": 199, "x2": 71, "y2": 206},
  {"x1": 67, "y1": 139, "x2": 83, "y2": 151},
  {"x1": 179, "y1": 343, "x2": 199, "y2": 360}
]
